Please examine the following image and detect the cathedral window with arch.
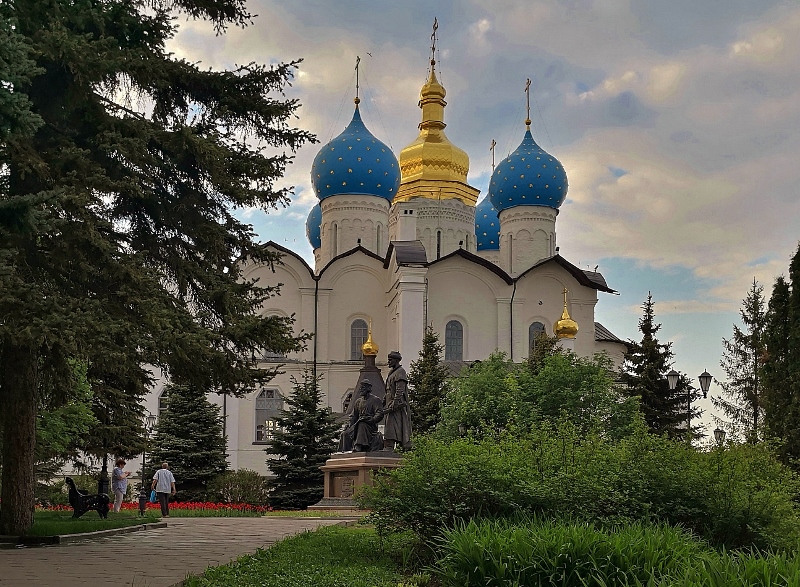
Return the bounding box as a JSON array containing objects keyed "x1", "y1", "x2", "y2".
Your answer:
[
  {"x1": 529, "y1": 321, "x2": 546, "y2": 354},
  {"x1": 255, "y1": 388, "x2": 283, "y2": 442},
  {"x1": 157, "y1": 388, "x2": 169, "y2": 419},
  {"x1": 445, "y1": 320, "x2": 463, "y2": 361},
  {"x1": 350, "y1": 318, "x2": 369, "y2": 360},
  {"x1": 377, "y1": 224, "x2": 382, "y2": 253}
]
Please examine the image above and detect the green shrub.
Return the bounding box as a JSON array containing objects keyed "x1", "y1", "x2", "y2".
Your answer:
[
  {"x1": 433, "y1": 518, "x2": 800, "y2": 587},
  {"x1": 208, "y1": 469, "x2": 270, "y2": 506},
  {"x1": 360, "y1": 426, "x2": 800, "y2": 550}
]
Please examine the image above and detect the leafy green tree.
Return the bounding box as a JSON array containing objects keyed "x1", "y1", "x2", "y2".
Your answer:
[
  {"x1": 525, "y1": 331, "x2": 564, "y2": 376},
  {"x1": 517, "y1": 352, "x2": 640, "y2": 439},
  {"x1": 148, "y1": 382, "x2": 228, "y2": 501},
  {"x1": 622, "y1": 293, "x2": 699, "y2": 439},
  {"x1": 0, "y1": 0, "x2": 309, "y2": 534},
  {"x1": 266, "y1": 371, "x2": 340, "y2": 509},
  {"x1": 713, "y1": 278, "x2": 767, "y2": 443},
  {"x1": 35, "y1": 360, "x2": 98, "y2": 476},
  {"x1": 439, "y1": 352, "x2": 516, "y2": 439},
  {"x1": 408, "y1": 326, "x2": 451, "y2": 435}
]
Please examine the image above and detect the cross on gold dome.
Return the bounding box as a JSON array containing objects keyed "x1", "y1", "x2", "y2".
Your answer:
[
  {"x1": 354, "y1": 55, "x2": 361, "y2": 105},
  {"x1": 554, "y1": 287, "x2": 579, "y2": 339},
  {"x1": 525, "y1": 78, "x2": 532, "y2": 128},
  {"x1": 430, "y1": 17, "x2": 439, "y2": 69}
]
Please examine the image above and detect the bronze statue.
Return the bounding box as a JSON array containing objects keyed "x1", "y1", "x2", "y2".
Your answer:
[
  {"x1": 383, "y1": 351, "x2": 412, "y2": 450},
  {"x1": 340, "y1": 379, "x2": 384, "y2": 452}
]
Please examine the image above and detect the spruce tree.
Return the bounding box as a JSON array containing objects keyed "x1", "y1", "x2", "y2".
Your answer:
[
  {"x1": 763, "y1": 244, "x2": 800, "y2": 465},
  {"x1": 713, "y1": 278, "x2": 767, "y2": 443},
  {"x1": 266, "y1": 372, "x2": 340, "y2": 510},
  {"x1": 0, "y1": 0, "x2": 309, "y2": 534},
  {"x1": 622, "y1": 293, "x2": 700, "y2": 438},
  {"x1": 148, "y1": 382, "x2": 228, "y2": 501},
  {"x1": 763, "y1": 276, "x2": 791, "y2": 453},
  {"x1": 408, "y1": 326, "x2": 451, "y2": 435}
]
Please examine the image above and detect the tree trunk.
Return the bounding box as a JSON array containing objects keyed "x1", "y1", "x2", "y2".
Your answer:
[{"x1": 0, "y1": 342, "x2": 39, "y2": 535}]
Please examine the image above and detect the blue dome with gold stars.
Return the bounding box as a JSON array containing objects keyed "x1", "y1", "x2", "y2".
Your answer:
[
  {"x1": 311, "y1": 105, "x2": 400, "y2": 201},
  {"x1": 489, "y1": 130, "x2": 568, "y2": 212},
  {"x1": 306, "y1": 203, "x2": 322, "y2": 250},
  {"x1": 475, "y1": 197, "x2": 500, "y2": 251}
]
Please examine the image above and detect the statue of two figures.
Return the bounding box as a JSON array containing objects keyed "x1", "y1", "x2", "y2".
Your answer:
[{"x1": 339, "y1": 351, "x2": 412, "y2": 453}]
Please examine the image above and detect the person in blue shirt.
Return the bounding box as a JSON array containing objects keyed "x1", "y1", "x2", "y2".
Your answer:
[{"x1": 111, "y1": 458, "x2": 132, "y2": 513}]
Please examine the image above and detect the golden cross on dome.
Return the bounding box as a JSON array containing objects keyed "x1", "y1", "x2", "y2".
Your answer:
[
  {"x1": 490, "y1": 139, "x2": 497, "y2": 169},
  {"x1": 525, "y1": 78, "x2": 532, "y2": 128},
  {"x1": 354, "y1": 55, "x2": 361, "y2": 105},
  {"x1": 430, "y1": 17, "x2": 439, "y2": 68}
]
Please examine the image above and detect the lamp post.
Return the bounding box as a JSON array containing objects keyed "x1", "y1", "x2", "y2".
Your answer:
[
  {"x1": 138, "y1": 413, "x2": 158, "y2": 516},
  {"x1": 667, "y1": 369, "x2": 710, "y2": 441},
  {"x1": 713, "y1": 427, "x2": 726, "y2": 446}
]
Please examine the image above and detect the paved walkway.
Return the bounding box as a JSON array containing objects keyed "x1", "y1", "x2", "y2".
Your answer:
[{"x1": 0, "y1": 517, "x2": 343, "y2": 587}]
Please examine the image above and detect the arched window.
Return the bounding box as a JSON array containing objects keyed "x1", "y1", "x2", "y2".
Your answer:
[
  {"x1": 445, "y1": 320, "x2": 463, "y2": 361},
  {"x1": 158, "y1": 388, "x2": 169, "y2": 419},
  {"x1": 332, "y1": 223, "x2": 338, "y2": 256},
  {"x1": 350, "y1": 319, "x2": 369, "y2": 360},
  {"x1": 529, "y1": 322, "x2": 546, "y2": 353},
  {"x1": 508, "y1": 234, "x2": 514, "y2": 273},
  {"x1": 255, "y1": 388, "x2": 284, "y2": 442},
  {"x1": 377, "y1": 224, "x2": 382, "y2": 253}
]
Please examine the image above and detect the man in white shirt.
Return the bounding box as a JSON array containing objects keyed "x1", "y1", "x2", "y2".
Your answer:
[{"x1": 151, "y1": 462, "x2": 176, "y2": 517}]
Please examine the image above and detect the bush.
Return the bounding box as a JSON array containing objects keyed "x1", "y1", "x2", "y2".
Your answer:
[
  {"x1": 208, "y1": 469, "x2": 270, "y2": 506},
  {"x1": 360, "y1": 425, "x2": 800, "y2": 550},
  {"x1": 434, "y1": 518, "x2": 800, "y2": 587}
]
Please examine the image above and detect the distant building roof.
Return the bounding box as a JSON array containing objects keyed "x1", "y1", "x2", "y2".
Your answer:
[
  {"x1": 594, "y1": 322, "x2": 625, "y2": 344},
  {"x1": 385, "y1": 240, "x2": 428, "y2": 267}
]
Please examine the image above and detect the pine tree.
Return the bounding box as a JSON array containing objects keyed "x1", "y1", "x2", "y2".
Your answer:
[
  {"x1": 713, "y1": 278, "x2": 767, "y2": 443},
  {"x1": 762, "y1": 244, "x2": 800, "y2": 465},
  {"x1": 148, "y1": 382, "x2": 228, "y2": 501},
  {"x1": 622, "y1": 293, "x2": 700, "y2": 438},
  {"x1": 0, "y1": 0, "x2": 309, "y2": 534},
  {"x1": 266, "y1": 372, "x2": 340, "y2": 510},
  {"x1": 408, "y1": 326, "x2": 451, "y2": 435},
  {"x1": 763, "y1": 276, "x2": 791, "y2": 453}
]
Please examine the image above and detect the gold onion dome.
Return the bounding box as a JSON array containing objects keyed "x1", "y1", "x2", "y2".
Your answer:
[
  {"x1": 361, "y1": 323, "x2": 379, "y2": 356},
  {"x1": 394, "y1": 62, "x2": 478, "y2": 206},
  {"x1": 554, "y1": 288, "x2": 578, "y2": 339}
]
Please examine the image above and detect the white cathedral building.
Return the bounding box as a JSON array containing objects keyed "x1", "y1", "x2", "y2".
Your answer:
[{"x1": 144, "y1": 59, "x2": 628, "y2": 475}]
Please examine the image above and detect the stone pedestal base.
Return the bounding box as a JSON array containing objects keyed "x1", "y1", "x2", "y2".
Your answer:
[{"x1": 308, "y1": 451, "x2": 401, "y2": 511}]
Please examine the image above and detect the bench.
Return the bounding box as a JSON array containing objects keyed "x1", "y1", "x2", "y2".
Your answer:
[{"x1": 65, "y1": 477, "x2": 110, "y2": 519}]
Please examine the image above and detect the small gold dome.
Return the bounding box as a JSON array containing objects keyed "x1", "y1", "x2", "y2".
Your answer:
[
  {"x1": 554, "y1": 288, "x2": 579, "y2": 339},
  {"x1": 361, "y1": 321, "x2": 378, "y2": 356}
]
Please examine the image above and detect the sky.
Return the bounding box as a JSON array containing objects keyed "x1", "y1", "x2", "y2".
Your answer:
[{"x1": 168, "y1": 0, "x2": 800, "y2": 434}]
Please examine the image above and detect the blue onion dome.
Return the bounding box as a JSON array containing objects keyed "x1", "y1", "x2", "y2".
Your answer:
[
  {"x1": 306, "y1": 203, "x2": 322, "y2": 250},
  {"x1": 475, "y1": 197, "x2": 500, "y2": 251},
  {"x1": 489, "y1": 129, "x2": 568, "y2": 212},
  {"x1": 311, "y1": 104, "x2": 400, "y2": 201}
]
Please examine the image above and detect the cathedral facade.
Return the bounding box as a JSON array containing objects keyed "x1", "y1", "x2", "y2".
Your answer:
[{"x1": 145, "y1": 59, "x2": 627, "y2": 475}]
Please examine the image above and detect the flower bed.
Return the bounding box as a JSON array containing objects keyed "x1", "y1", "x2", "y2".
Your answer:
[{"x1": 39, "y1": 502, "x2": 272, "y2": 517}]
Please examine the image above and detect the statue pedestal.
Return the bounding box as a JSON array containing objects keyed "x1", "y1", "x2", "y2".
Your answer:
[{"x1": 308, "y1": 451, "x2": 401, "y2": 511}]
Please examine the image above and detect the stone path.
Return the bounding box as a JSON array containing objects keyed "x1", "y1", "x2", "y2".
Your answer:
[{"x1": 0, "y1": 517, "x2": 343, "y2": 587}]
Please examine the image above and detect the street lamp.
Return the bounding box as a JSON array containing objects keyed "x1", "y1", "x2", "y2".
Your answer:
[
  {"x1": 713, "y1": 427, "x2": 726, "y2": 446},
  {"x1": 666, "y1": 369, "x2": 710, "y2": 442},
  {"x1": 138, "y1": 413, "x2": 158, "y2": 516}
]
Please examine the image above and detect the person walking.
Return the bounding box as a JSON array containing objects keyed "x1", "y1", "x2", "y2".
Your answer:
[
  {"x1": 111, "y1": 458, "x2": 132, "y2": 513},
  {"x1": 151, "y1": 462, "x2": 176, "y2": 517}
]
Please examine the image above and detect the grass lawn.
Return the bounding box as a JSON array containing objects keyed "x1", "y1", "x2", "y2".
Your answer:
[
  {"x1": 29, "y1": 510, "x2": 160, "y2": 536},
  {"x1": 182, "y1": 525, "x2": 415, "y2": 587}
]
